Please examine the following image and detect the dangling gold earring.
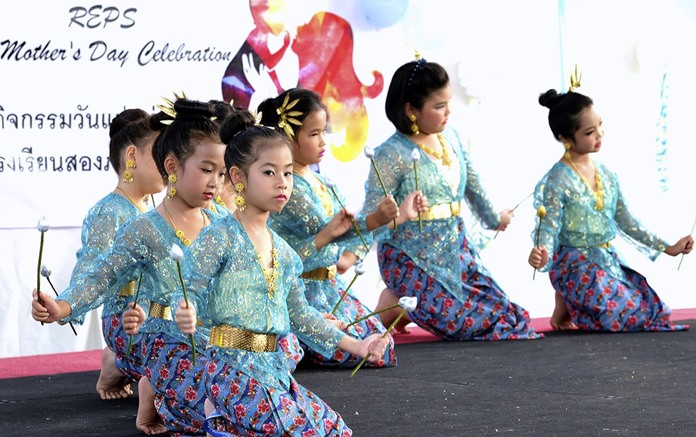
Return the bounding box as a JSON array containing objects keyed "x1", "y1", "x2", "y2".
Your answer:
[
  {"x1": 234, "y1": 182, "x2": 246, "y2": 211},
  {"x1": 167, "y1": 173, "x2": 177, "y2": 198},
  {"x1": 409, "y1": 114, "x2": 419, "y2": 135},
  {"x1": 123, "y1": 159, "x2": 136, "y2": 183},
  {"x1": 563, "y1": 143, "x2": 572, "y2": 161}
]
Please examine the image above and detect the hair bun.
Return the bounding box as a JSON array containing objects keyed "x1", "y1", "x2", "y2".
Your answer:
[
  {"x1": 110, "y1": 108, "x2": 149, "y2": 139},
  {"x1": 538, "y1": 89, "x2": 561, "y2": 109},
  {"x1": 173, "y1": 99, "x2": 215, "y2": 121},
  {"x1": 219, "y1": 110, "x2": 256, "y2": 144}
]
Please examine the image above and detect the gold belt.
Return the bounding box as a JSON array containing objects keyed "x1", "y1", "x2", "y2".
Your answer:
[
  {"x1": 148, "y1": 302, "x2": 172, "y2": 320},
  {"x1": 415, "y1": 201, "x2": 461, "y2": 221},
  {"x1": 596, "y1": 242, "x2": 611, "y2": 249},
  {"x1": 118, "y1": 280, "x2": 136, "y2": 297},
  {"x1": 148, "y1": 301, "x2": 202, "y2": 325},
  {"x1": 300, "y1": 265, "x2": 337, "y2": 281},
  {"x1": 209, "y1": 325, "x2": 277, "y2": 352}
]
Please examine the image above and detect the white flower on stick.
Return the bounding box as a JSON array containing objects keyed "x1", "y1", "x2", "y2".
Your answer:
[
  {"x1": 410, "y1": 148, "x2": 421, "y2": 162},
  {"x1": 37, "y1": 216, "x2": 49, "y2": 233},
  {"x1": 364, "y1": 146, "x2": 394, "y2": 229},
  {"x1": 39, "y1": 263, "x2": 77, "y2": 336},
  {"x1": 410, "y1": 148, "x2": 423, "y2": 232},
  {"x1": 324, "y1": 177, "x2": 369, "y2": 252},
  {"x1": 169, "y1": 244, "x2": 184, "y2": 263},
  {"x1": 330, "y1": 261, "x2": 366, "y2": 316},
  {"x1": 398, "y1": 296, "x2": 418, "y2": 312},
  {"x1": 351, "y1": 295, "x2": 418, "y2": 377},
  {"x1": 35, "y1": 216, "x2": 50, "y2": 318},
  {"x1": 169, "y1": 243, "x2": 196, "y2": 365}
]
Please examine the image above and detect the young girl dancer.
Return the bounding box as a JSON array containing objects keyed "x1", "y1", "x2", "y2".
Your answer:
[
  {"x1": 33, "y1": 98, "x2": 228, "y2": 436},
  {"x1": 364, "y1": 57, "x2": 542, "y2": 341},
  {"x1": 259, "y1": 88, "x2": 419, "y2": 367},
  {"x1": 528, "y1": 87, "x2": 693, "y2": 331},
  {"x1": 30, "y1": 108, "x2": 166, "y2": 433},
  {"x1": 174, "y1": 108, "x2": 390, "y2": 436}
]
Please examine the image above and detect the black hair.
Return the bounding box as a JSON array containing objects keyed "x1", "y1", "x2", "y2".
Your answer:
[
  {"x1": 151, "y1": 98, "x2": 220, "y2": 179},
  {"x1": 257, "y1": 88, "x2": 328, "y2": 139},
  {"x1": 219, "y1": 109, "x2": 290, "y2": 175},
  {"x1": 108, "y1": 108, "x2": 157, "y2": 174},
  {"x1": 538, "y1": 89, "x2": 594, "y2": 141},
  {"x1": 208, "y1": 99, "x2": 236, "y2": 127},
  {"x1": 385, "y1": 60, "x2": 450, "y2": 135}
]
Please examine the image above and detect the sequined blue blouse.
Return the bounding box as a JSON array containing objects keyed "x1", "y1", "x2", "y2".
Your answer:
[
  {"x1": 362, "y1": 127, "x2": 501, "y2": 298},
  {"x1": 182, "y1": 215, "x2": 345, "y2": 389},
  {"x1": 532, "y1": 161, "x2": 668, "y2": 276}
]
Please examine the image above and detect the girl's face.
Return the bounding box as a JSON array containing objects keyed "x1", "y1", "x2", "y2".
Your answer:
[
  {"x1": 173, "y1": 140, "x2": 227, "y2": 208},
  {"x1": 133, "y1": 138, "x2": 166, "y2": 195},
  {"x1": 410, "y1": 84, "x2": 452, "y2": 135},
  {"x1": 568, "y1": 105, "x2": 604, "y2": 155},
  {"x1": 292, "y1": 109, "x2": 327, "y2": 166},
  {"x1": 239, "y1": 141, "x2": 293, "y2": 213}
]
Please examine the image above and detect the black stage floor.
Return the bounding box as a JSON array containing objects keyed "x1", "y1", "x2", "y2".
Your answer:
[{"x1": 1, "y1": 325, "x2": 695, "y2": 436}]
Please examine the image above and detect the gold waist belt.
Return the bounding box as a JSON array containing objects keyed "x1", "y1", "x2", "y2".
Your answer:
[
  {"x1": 118, "y1": 280, "x2": 136, "y2": 297},
  {"x1": 416, "y1": 201, "x2": 461, "y2": 221},
  {"x1": 300, "y1": 265, "x2": 337, "y2": 281},
  {"x1": 209, "y1": 325, "x2": 277, "y2": 352},
  {"x1": 148, "y1": 301, "x2": 203, "y2": 325},
  {"x1": 596, "y1": 242, "x2": 611, "y2": 249},
  {"x1": 148, "y1": 302, "x2": 172, "y2": 320}
]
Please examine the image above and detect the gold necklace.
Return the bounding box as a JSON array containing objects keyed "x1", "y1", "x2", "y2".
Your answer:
[
  {"x1": 418, "y1": 133, "x2": 451, "y2": 166},
  {"x1": 306, "y1": 173, "x2": 333, "y2": 216},
  {"x1": 115, "y1": 187, "x2": 146, "y2": 213},
  {"x1": 566, "y1": 158, "x2": 604, "y2": 210},
  {"x1": 236, "y1": 211, "x2": 278, "y2": 299},
  {"x1": 162, "y1": 200, "x2": 206, "y2": 246}
]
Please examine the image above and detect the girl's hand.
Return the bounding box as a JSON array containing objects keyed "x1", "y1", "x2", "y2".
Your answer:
[
  {"x1": 360, "y1": 333, "x2": 390, "y2": 363},
  {"x1": 665, "y1": 235, "x2": 695, "y2": 256},
  {"x1": 322, "y1": 313, "x2": 348, "y2": 330},
  {"x1": 325, "y1": 208, "x2": 355, "y2": 239},
  {"x1": 316, "y1": 208, "x2": 355, "y2": 250},
  {"x1": 174, "y1": 300, "x2": 197, "y2": 334},
  {"x1": 528, "y1": 246, "x2": 549, "y2": 269},
  {"x1": 336, "y1": 251, "x2": 358, "y2": 274},
  {"x1": 495, "y1": 209, "x2": 514, "y2": 232},
  {"x1": 373, "y1": 195, "x2": 399, "y2": 227},
  {"x1": 31, "y1": 289, "x2": 68, "y2": 323},
  {"x1": 122, "y1": 302, "x2": 146, "y2": 335},
  {"x1": 396, "y1": 190, "x2": 428, "y2": 225}
]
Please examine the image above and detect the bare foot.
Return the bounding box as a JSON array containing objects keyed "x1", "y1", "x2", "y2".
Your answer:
[
  {"x1": 375, "y1": 288, "x2": 408, "y2": 332},
  {"x1": 550, "y1": 293, "x2": 577, "y2": 330},
  {"x1": 205, "y1": 399, "x2": 215, "y2": 437},
  {"x1": 393, "y1": 319, "x2": 413, "y2": 334},
  {"x1": 136, "y1": 377, "x2": 167, "y2": 435},
  {"x1": 96, "y1": 347, "x2": 132, "y2": 400}
]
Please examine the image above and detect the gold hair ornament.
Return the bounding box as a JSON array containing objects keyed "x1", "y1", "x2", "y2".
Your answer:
[
  {"x1": 156, "y1": 92, "x2": 217, "y2": 125},
  {"x1": 568, "y1": 65, "x2": 582, "y2": 92},
  {"x1": 276, "y1": 93, "x2": 302, "y2": 139}
]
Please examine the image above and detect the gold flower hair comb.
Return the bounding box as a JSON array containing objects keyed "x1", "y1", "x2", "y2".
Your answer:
[
  {"x1": 276, "y1": 93, "x2": 302, "y2": 139},
  {"x1": 568, "y1": 65, "x2": 582, "y2": 92},
  {"x1": 156, "y1": 91, "x2": 217, "y2": 125}
]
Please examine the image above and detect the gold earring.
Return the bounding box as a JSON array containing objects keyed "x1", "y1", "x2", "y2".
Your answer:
[
  {"x1": 167, "y1": 173, "x2": 177, "y2": 198},
  {"x1": 123, "y1": 159, "x2": 136, "y2": 183},
  {"x1": 409, "y1": 114, "x2": 419, "y2": 135},
  {"x1": 234, "y1": 182, "x2": 246, "y2": 211},
  {"x1": 563, "y1": 143, "x2": 572, "y2": 161}
]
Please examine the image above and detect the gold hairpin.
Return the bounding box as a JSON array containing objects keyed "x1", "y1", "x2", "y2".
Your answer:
[
  {"x1": 568, "y1": 65, "x2": 582, "y2": 92},
  {"x1": 156, "y1": 91, "x2": 216, "y2": 125},
  {"x1": 276, "y1": 93, "x2": 302, "y2": 139}
]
